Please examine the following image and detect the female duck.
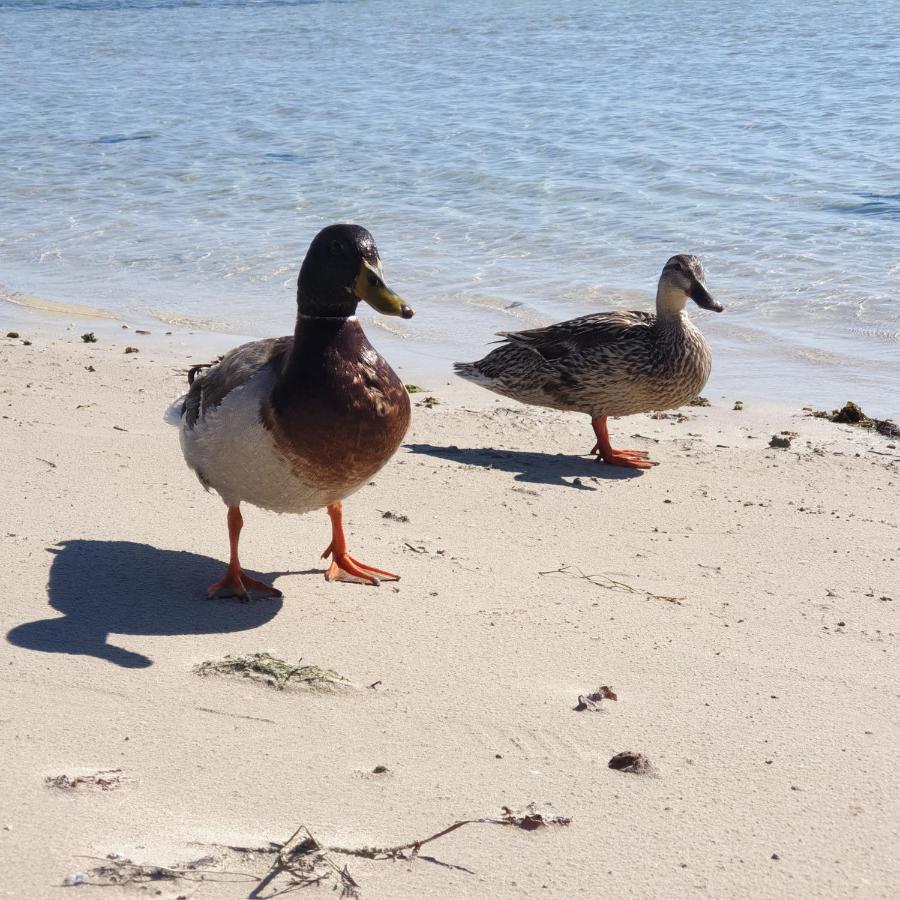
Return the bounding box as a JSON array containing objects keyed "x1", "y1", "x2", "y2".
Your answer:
[
  {"x1": 168, "y1": 224, "x2": 414, "y2": 597},
  {"x1": 454, "y1": 255, "x2": 722, "y2": 469}
]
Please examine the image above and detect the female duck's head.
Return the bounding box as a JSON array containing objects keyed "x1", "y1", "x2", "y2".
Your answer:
[
  {"x1": 657, "y1": 254, "x2": 723, "y2": 316},
  {"x1": 297, "y1": 224, "x2": 415, "y2": 320}
]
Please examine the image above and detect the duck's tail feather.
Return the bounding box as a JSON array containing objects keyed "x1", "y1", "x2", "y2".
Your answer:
[
  {"x1": 453, "y1": 361, "x2": 497, "y2": 386},
  {"x1": 163, "y1": 395, "x2": 186, "y2": 426}
]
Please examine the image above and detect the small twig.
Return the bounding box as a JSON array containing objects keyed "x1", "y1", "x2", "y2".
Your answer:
[
  {"x1": 253, "y1": 825, "x2": 360, "y2": 899},
  {"x1": 195, "y1": 706, "x2": 275, "y2": 724},
  {"x1": 257, "y1": 806, "x2": 570, "y2": 896},
  {"x1": 538, "y1": 564, "x2": 684, "y2": 604},
  {"x1": 330, "y1": 819, "x2": 477, "y2": 859}
]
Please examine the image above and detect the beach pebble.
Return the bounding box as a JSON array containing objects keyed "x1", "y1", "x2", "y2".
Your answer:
[{"x1": 608, "y1": 751, "x2": 652, "y2": 774}]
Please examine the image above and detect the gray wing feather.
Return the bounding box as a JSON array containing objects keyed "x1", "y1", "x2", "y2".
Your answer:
[{"x1": 183, "y1": 336, "x2": 293, "y2": 429}]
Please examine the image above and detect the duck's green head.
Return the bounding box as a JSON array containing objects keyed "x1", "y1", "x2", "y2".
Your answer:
[
  {"x1": 297, "y1": 224, "x2": 414, "y2": 320},
  {"x1": 659, "y1": 255, "x2": 723, "y2": 314}
]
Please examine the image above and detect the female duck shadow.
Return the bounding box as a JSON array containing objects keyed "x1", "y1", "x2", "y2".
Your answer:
[{"x1": 6, "y1": 540, "x2": 286, "y2": 669}]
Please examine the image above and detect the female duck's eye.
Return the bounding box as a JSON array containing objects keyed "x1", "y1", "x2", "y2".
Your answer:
[{"x1": 367, "y1": 274, "x2": 379, "y2": 287}]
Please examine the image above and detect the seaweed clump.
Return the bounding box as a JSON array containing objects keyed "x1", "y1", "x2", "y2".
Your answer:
[
  {"x1": 810, "y1": 402, "x2": 900, "y2": 438},
  {"x1": 194, "y1": 652, "x2": 348, "y2": 690}
]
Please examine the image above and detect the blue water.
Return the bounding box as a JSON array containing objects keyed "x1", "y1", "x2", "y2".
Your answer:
[{"x1": 2, "y1": 0, "x2": 899, "y2": 414}]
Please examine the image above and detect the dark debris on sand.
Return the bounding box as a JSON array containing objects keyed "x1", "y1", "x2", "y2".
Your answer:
[
  {"x1": 46, "y1": 769, "x2": 124, "y2": 791},
  {"x1": 574, "y1": 685, "x2": 618, "y2": 711},
  {"x1": 608, "y1": 751, "x2": 653, "y2": 774},
  {"x1": 809, "y1": 401, "x2": 900, "y2": 438},
  {"x1": 194, "y1": 652, "x2": 348, "y2": 690}
]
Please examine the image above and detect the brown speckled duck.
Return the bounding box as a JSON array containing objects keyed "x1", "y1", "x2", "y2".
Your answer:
[
  {"x1": 454, "y1": 255, "x2": 722, "y2": 469},
  {"x1": 166, "y1": 224, "x2": 414, "y2": 597}
]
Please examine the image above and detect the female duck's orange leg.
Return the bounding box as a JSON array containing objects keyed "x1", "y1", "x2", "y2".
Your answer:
[
  {"x1": 208, "y1": 505, "x2": 283, "y2": 599},
  {"x1": 322, "y1": 501, "x2": 399, "y2": 585},
  {"x1": 590, "y1": 416, "x2": 657, "y2": 469}
]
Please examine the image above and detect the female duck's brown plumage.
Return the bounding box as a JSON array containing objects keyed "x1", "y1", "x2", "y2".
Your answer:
[
  {"x1": 455, "y1": 255, "x2": 722, "y2": 469},
  {"x1": 167, "y1": 224, "x2": 414, "y2": 597}
]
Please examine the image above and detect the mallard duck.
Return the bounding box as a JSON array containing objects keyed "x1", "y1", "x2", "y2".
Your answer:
[
  {"x1": 454, "y1": 255, "x2": 722, "y2": 469},
  {"x1": 166, "y1": 224, "x2": 414, "y2": 597}
]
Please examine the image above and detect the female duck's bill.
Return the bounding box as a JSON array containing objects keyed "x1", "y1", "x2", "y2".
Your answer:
[{"x1": 661, "y1": 254, "x2": 723, "y2": 312}]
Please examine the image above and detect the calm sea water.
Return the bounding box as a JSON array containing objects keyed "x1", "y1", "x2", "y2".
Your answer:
[{"x1": 2, "y1": 0, "x2": 899, "y2": 415}]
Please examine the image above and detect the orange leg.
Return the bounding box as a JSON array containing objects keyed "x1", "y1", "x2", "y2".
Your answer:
[
  {"x1": 321, "y1": 501, "x2": 398, "y2": 586},
  {"x1": 208, "y1": 506, "x2": 282, "y2": 599},
  {"x1": 590, "y1": 416, "x2": 657, "y2": 469}
]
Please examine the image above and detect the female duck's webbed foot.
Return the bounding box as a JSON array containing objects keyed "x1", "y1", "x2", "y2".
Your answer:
[
  {"x1": 322, "y1": 502, "x2": 399, "y2": 586},
  {"x1": 208, "y1": 506, "x2": 283, "y2": 599},
  {"x1": 590, "y1": 416, "x2": 658, "y2": 470},
  {"x1": 589, "y1": 442, "x2": 650, "y2": 460}
]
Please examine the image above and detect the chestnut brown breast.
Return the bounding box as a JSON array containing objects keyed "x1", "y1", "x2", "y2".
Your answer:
[{"x1": 265, "y1": 318, "x2": 410, "y2": 494}]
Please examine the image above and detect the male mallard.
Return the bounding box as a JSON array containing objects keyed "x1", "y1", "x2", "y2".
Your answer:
[
  {"x1": 166, "y1": 224, "x2": 414, "y2": 597},
  {"x1": 454, "y1": 255, "x2": 722, "y2": 469}
]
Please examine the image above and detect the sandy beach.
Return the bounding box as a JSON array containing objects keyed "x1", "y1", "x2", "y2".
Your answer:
[{"x1": 1, "y1": 321, "x2": 897, "y2": 899}]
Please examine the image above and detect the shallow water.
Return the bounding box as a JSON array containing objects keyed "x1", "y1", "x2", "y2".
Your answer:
[{"x1": 1, "y1": 0, "x2": 898, "y2": 415}]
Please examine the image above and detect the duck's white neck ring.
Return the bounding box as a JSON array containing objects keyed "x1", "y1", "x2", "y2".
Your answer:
[{"x1": 298, "y1": 314, "x2": 358, "y2": 321}]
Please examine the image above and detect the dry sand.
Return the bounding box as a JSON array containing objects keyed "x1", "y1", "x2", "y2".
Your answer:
[{"x1": 1, "y1": 322, "x2": 898, "y2": 899}]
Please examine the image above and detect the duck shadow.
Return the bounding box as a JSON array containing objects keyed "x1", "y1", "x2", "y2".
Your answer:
[
  {"x1": 6, "y1": 540, "x2": 300, "y2": 669},
  {"x1": 405, "y1": 444, "x2": 646, "y2": 487}
]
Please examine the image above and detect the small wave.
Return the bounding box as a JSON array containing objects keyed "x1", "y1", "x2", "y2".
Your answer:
[
  {"x1": 0, "y1": 287, "x2": 119, "y2": 320},
  {"x1": 848, "y1": 326, "x2": 900, "y2": 344},
  {"x1": 262, "y1": 152, "x2": 307, "y2": 163},
  {"x1": 826, "y1": 192, "x2": 900, "y2": 221},
  {"x1": 369, "y1": 316, "x2": 412, "y2": 339},
  {"x1": 33, "y1": 0, "x2": 326, "y2": 10},
  {"x1": 150, "y1": 310, "x2": 232, "y2": 331},
  {"x1": 93, "y1": 131, "x2": 157, "y2": 145}
]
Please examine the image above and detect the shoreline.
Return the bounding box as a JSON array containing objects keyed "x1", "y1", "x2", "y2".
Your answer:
[{"x1": 3, "y1": 289, "x2": 897, "y2": 422}]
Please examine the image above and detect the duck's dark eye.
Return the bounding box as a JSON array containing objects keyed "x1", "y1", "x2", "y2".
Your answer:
[
  {"x1": 329, "y1": 240, "x2": 343, "y2": 256},
  {"x1": 367, "y1": 273, "x2": 379, "y2": 287}
]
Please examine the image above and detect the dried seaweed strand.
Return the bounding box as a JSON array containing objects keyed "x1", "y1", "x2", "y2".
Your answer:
[
  {"x1": 257, "y1": 806, "x2": 571, "y2": 896},
  {"x1": 70, "y1": 855, "x2": 255, "y2": 887},
  {"x1": 539, "y1": 564, "x2": 684, "y2": 604},
  {"x1": 194, "y1": 652, "x2": 347, "y2": 689}
]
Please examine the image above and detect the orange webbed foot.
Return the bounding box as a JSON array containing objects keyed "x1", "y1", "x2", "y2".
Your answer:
[
  {"x1": 590, "y1": 416, "x2": 657, "y2": 469},
  {"x1": 590, "y1": 443, "x2": 650, "y2": 460},
  {"x1": 596, "y1": 450, "x2": 658, "y2": 470},
  {"x1": 321, "y1": 501, "x2": 400, "y2": 586},
  {"x1": 321, "y1": 542, "x2": 399, "y2": 586},
  {"x1": 207, "y1": 568, "x2": 282, "y2": 600}
]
